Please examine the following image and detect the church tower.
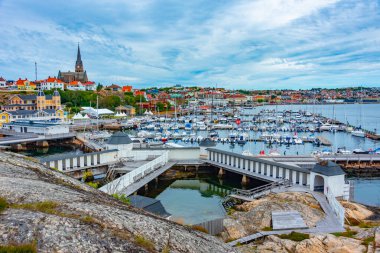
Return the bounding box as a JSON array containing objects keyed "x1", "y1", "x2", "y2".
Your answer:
[
  {"x1": 36, "y1": 90, "x2": 45, "y2": 110},
  {"x1": 75, "y1": 43, "x2": 84, "y2": 73},
  {"x1": 53, "y1": 89, "x2": 61, "y2": 110}
]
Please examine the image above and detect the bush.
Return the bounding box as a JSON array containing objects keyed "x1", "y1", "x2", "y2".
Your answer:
[
  {"x1": 0, "y1": 242, "x2": 37, "y2": 253},
  {"x1": 262, "y1": 226, "x2": 273, "y2": 231},
  {"x1": 0, "y1": 197, "x2": 8, "y2": 212},
  {"x1": 82, "y1": 171, "x2": 94, "y2": 182},
  {"x1": 135, "y1": 235, "x2": 154, "y2": 251},
  {"x1": 226, "y1": 207, "x2": 235, "y2": 215},
  {"x1": 111, "y1": 194, "x2": 130, "y2": 205},
  {"x1": 279, "y1": 232, "x2": 310, "y2": 241}
]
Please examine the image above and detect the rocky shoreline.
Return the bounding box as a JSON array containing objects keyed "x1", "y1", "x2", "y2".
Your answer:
[
  {"x1": 222, "y1": 192, "x2": 380, "y2": 252},
  {"x1": 0, "y1": 152, "x2": 237, "y2": 253}
]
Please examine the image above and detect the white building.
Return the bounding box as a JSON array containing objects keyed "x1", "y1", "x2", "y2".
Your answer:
[
  {"x1": 0, "y1": 77, "x2": 6, "y2": 88},
  {"x1": 2, "y1": 120, "x2": 69, "y2": 135},
  {"x1": 40, "y1": 77, "x2": 65, "y2": 90},
  {"x1": 106, "y1": 132, "x2": 133, "y2": 158},
  {"x1": 310, "y1": 161, "x2": 348, "y2": 198},
  {"x1": 67, "y1": 81, "x2": 96, "y2": 91}
]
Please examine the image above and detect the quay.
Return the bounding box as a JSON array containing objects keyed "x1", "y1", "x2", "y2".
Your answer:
[{"x1": 0, "y1": 128, "x2": 75, "y2": 146}]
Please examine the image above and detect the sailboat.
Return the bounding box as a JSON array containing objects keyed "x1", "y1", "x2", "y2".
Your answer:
[{"x1": 352, "y1": 88, "x2": 365, "y2": 138}]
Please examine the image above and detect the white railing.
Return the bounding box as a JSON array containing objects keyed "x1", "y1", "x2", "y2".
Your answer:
[
  {"x1": 326, "y1": 190, "x2": 345, "y2": 227},
  {"x1": 100, "y1": 151, "x2": 169, "y2": 194},
  {"x1": 343, "y1": 181, "x2": 350, "y2": 201}
]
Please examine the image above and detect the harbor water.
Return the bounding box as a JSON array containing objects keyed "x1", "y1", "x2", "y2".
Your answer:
[
  {"x1": 350, "y1": 178, "x2": 380, "y2": 207},
  {"x1": 142, "y1": 170, "x2": 267, "y2": 224}
]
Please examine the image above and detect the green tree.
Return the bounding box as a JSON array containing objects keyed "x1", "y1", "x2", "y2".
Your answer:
[
  {"x1": 124, "y1": 95, "x2": 136, "y2": 106},
  {"x1": 156, "y1": 102, "x2": 165, "y2": 112},
  {"x1": 135, "y1": 95, "x2": 146, "y2": 103},
  {"x1": 96, "y1": 83, "x2": 103, "y2": 91},
  {"x1": 99, "y1": 95, "x2": 121, "y2": 110}
]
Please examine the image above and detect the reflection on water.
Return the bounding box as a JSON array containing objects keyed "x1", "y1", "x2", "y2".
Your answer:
[
  {"x1": 143, "y1": 171, "x2": 267, "y2": 224},
  {"x1": 19, "y1": 145, "x2": 80, "y2": 158},
  {"x1": 351, "y1": 179, "x2": 380, "y2": 207}
]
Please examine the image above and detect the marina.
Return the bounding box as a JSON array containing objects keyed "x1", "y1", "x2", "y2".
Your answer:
[{"x1": 1, "y1": 103, "x2": 379, "y2": 230}]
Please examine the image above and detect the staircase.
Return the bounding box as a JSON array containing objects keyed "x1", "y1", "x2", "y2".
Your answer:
[{"x1": 228, "y1": 179, "x2": 292, "y2": 201}]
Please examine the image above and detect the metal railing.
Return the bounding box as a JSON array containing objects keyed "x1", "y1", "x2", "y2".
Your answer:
[
  {"x1": 230, "y1": 179, "x2": 291, "y2": 199},
  {"x1": 100, "y1": 151, "x2": 169, "y2": 194}
]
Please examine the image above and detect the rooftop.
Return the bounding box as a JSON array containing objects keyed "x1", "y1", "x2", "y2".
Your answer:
[
  {"x1": 107, "y1": 131, "x2": 133, "y2": 145},
  {"x1": 311, "y1": 161, "x2": 345, "y2": 176}
]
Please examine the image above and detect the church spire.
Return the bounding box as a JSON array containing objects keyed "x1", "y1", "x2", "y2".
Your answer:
[{"x1": 75, "y1": 43, "x2": 84, "y2": 73}]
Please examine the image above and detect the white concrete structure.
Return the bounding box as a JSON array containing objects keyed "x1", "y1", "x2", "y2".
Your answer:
[
  {"x1": 106, "y1": 132, "x2": 133, "y2": 158},
  {"x1": 100, "y1": 151, "x2": 169, "y2": 194},
  {"x1": 310, "y1": 161, "x2": 349, "y2": 199},
  {"x1": 41, "y1": 149, "x2": 118, "y2": 171},
  {"x1": 206, "y1": 148, "x2": 349, "y2": 199},
  {"x1": 2, "y1": 120, "x2": 69, "y2": 135}
]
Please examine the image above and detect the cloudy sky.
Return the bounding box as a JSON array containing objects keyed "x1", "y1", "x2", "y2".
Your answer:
[{"x1": 0, "y1": 0, "x2": 379, "y2": 89}]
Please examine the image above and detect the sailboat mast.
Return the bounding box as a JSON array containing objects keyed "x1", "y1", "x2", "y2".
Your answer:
[{"x1": 96, "y1": 95, "x2": 99, "y2": 131}]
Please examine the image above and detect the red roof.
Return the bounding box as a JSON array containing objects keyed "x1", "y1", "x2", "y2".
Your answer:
[
  {"x1": 83, "y1": 81, "x2": 95, "y2": 86},
  {"x1": 45, "y1": 77, "x2": 63, "y2": 83},
  {"x1": 69, "y1": 81, "x2": 81, "y2": 85},
  {"x1": 0, "y1": 77, "x2": 6, "y2": 82},
  {"x1": 16, "y1": 78, "x2": 27, "y2": 85}
]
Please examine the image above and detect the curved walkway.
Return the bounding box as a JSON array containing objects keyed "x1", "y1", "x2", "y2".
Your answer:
[{"x1": 228, "y1": 186, "x2": 345, "y2": 246}]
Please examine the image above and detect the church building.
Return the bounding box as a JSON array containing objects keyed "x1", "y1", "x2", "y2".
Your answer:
[{"x1": 58, "y1": 44, "x2": 88, "y2": 83}]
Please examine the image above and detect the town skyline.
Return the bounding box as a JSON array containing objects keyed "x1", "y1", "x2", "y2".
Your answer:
[{"x1": 1, "y1": 0, "x2": 380, "y2": 89}]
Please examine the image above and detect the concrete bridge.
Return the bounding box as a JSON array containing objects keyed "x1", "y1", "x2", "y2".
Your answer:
[
  {"x1": 0, "y1": 129, "x2": 75, "y2": 146},
  {"x1": 206, "y1": 148, "x2": 313, "y2": 187}
]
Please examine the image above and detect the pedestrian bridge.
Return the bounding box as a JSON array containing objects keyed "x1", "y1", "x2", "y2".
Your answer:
[{"x1": 206, "y1": 148, "x2": 313, "y2": 187}]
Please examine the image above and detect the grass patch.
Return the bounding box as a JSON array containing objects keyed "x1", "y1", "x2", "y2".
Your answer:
[
  {"x1": 190, "y1": 225, "x2": 208, "y2": 234},
  {"x1": 87, "y1": 182, "x2": 99, "y2": 189},
  {"x1": 161, "y1": 245, "x2": 170, "y2": 253},
  {"x1": 262, "y1": 226, "x2": 273, "y2": 231},
  {"x1": 362, "y1": 236, "x2": 374, "y2": 246},
  {"x1": 81, "y1": 215, "x2": 96, "y2": 224},
  {"x1": 111, "y1": 194, "x2": 131, "y2": 205},
  {"x1": 0, "y1": 242, "x2": 37, "y2": 253},
  {"x1": 135, "y1": 235, "x2": 155, "y2": 252},
  {"x1": 278, "y1": 232, "x2": 310, "y2": 242},
  {"x1": 12, "y1": 201, "x2": 58, "y2": 215},
  {"x1": 358, "y1": 222, "x2": 372, "y2": 228},
  {"x1": 331, "y1": 230, "x2": 357, "y2": 238},
  {"x1": 0, "y1": 197, "x2": 8, "y2": 213}
]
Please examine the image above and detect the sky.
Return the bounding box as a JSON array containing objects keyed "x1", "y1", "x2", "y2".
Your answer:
[{"x1": 0, "y1": 0, "x2": 379, "y2": 89}]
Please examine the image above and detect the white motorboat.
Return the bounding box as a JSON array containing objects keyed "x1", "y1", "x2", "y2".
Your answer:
[
  {"x1": 242, "y1": 150, "x2": 254, "y2": 156},
  {"x1": 351, "y1": 129, "x2": 365, "y2": 138}
]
